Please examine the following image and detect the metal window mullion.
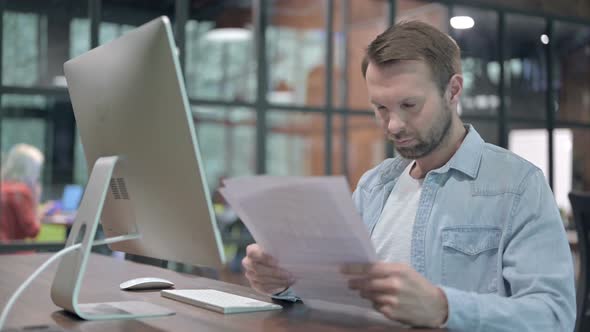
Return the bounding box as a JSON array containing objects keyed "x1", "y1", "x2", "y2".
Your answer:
[
  {"x1": 254, "y1": 0, "x2": 268, "y2": 174},
  {"x1": 340, "y1": 0, "x2": 350, "y2": 179},
  {"x1": 498, "y1": 11, "x2": 507, "y2": 149},
  {"x1": 174, "y1": 0, "x2": 188, "y2": 72},
  {"x1": 188, "y1": 97, "x2": 375, "y2": 114},
  {"x1": 546, "y1": 19, "x2": 555, "y2": 190},
  {"x1": 89, "y1": 0, "x2": 100, "y2": 48},
  {"x1": 447, "y1": 4, "x2": 454, "y2": 35},
  {"x1": 324, "y1": 0, "x2": 334, "y2": 175},
  {"x1": 555, "y1": 121, "x2": 590, "y2": 129},
  {"x1": 384, "y1": 0, "x2": 396, "y2": 159},
  {"x1": 388, "y1": 0, "x2": 396, "y2": 25},
  {"x1": 0, "y1": 1, "x2": 3, "y2": 219}
]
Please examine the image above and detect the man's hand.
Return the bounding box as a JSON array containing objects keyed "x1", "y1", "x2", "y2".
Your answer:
[
  {"x1": 242, "y1": 244, "x2": 295, "y2": 295},
  {"x1": 343, "y1": 262, "x2": 448, "y2": 328}
]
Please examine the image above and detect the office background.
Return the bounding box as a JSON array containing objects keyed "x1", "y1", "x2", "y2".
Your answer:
[{"x1": 1, "y1": 0, "x2": 590, "y2": 241}]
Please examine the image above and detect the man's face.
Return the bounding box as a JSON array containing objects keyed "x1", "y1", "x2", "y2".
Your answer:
[{"x1": 365, "y1": 60, "x2": 453, "y2": 159}]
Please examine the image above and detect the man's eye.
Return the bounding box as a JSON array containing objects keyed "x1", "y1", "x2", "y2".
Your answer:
[{"x1": 402, "y1": 103, "x2": 416, "y2": 109}]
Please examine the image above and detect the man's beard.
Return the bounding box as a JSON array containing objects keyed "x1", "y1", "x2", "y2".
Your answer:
[{"x1": 393, "y1": 104, "x2": 453, "y2": 159}]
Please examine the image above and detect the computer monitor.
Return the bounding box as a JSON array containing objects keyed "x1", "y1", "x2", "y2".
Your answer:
[{"x1": 50, "y1": 16, "x2": 225, "y2": 320}]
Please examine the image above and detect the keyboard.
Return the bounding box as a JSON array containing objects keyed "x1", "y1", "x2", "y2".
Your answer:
[{"x1": 161, "y1": 289, "x2": 282, "y2": 314}]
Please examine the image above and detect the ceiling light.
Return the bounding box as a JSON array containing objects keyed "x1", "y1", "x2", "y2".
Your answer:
[
  {"x1": 450, "y1": 16, "x2": 475, "y2": 30},
  {"x1": 540, "y1": 34, "x2": 549, "y2": 45}
]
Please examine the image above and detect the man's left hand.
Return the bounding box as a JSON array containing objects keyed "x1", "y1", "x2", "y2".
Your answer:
[{"x1": 343, "y1": 262, "x2": 448, "y2": 328}]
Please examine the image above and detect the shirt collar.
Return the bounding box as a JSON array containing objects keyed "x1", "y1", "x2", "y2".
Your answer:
[
  {"x1": 379, "y1": 124, "x2": 484, "y2": 183},
  {"x1": 440, "y1": 124, "x2": 484, "y2": 179}
]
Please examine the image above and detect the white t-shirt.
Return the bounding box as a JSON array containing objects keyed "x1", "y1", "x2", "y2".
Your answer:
[{"x1": 371, "y1": 162, "x2": 423, "y2": 265}]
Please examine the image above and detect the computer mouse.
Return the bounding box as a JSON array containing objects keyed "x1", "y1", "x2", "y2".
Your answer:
[{"x1": 119, "y1": 277, "x2": 175, "y2": 291}]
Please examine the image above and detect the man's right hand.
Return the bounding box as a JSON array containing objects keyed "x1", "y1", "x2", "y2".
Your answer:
[{"x1": 242, "y1": 244, "x2": 295, "y2": 295}]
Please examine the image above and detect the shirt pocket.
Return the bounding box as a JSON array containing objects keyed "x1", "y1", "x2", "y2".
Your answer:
[{"x1": 441, "y1": 226, "x2": 501, "y2": 294}]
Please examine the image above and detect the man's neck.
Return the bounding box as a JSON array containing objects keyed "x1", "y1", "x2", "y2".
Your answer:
[{"x1": 410, "y1": 119, "x2": 467, "y2": 179}]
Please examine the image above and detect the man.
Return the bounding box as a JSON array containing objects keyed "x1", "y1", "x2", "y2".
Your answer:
[{"x1": 242, "y1": 21, "x2": 575, "y2": 331}]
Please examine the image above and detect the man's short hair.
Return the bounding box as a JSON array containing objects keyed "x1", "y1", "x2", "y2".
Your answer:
[{"x1": 361, "y1": 21, "x2": 462, "y2": 95}]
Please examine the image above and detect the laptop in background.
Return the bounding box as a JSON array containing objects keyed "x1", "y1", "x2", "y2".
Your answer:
[
  {"x1": 45, "y1": 184, "x2": 83, "y2": 217},
  {"x1": 61, "y1": 184, "x2": 83, "y2": 212}
]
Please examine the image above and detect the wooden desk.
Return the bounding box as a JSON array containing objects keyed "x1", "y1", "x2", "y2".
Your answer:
[{"x1": 1, "y1": 253, "x2": 444, "y2": 332}]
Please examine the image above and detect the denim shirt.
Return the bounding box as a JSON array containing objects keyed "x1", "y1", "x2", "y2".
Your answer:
[{"x1": 275, "y1": 126, "x2": 576, "y2": 331}]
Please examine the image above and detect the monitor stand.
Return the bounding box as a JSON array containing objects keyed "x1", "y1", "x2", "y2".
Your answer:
[{"x1": 50, "y1": 155, "x2": 175, "y2": 320}]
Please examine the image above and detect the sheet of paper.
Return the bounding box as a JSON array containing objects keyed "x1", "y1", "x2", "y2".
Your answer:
[{"x1": 220, "y1": 176, "x2": 378, "y2": 309}]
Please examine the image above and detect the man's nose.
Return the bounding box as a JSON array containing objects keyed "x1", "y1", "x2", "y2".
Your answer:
[{"x1": 387, "y1": 111, "x2": 405, "y2": 135}]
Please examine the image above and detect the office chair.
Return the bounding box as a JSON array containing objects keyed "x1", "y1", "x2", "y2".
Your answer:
[{"x1": 570, "y1": 191, "x2": 590, "y2": 332}]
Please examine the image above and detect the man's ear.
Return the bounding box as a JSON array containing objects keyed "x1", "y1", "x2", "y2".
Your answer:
[{"x1": 446, "y1": 74, "x2": 463, "y2": 107}]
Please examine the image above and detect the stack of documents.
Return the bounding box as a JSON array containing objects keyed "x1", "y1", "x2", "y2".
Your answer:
[{"x1": 220, "y1": 176, "x2": 378, "y2": 310}]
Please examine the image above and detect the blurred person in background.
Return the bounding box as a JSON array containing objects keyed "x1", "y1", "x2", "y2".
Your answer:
[{"x1": 0, "y1": 144, "x2": 45, "y2": 242}]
